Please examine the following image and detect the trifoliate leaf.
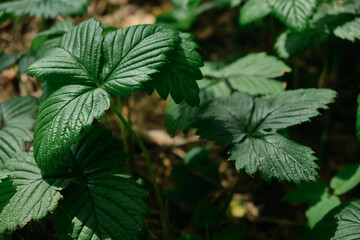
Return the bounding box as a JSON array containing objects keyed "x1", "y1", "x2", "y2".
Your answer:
[
  {"x1": 239, "y1": 0, "x2": 272, "y2": 25},
  {"x1": 33, "y1": 85, "x2": 110, "y2": 174},
  {"x1": 148, "y1": 33, "x2": 203, "y2": 106},
  {"x1": 165, "y1": 53, "x2": 289, "y2": 134},
  {"x1": 271, "y1": 0, "x2": 317, "y2": 31},
  {"x1": 0, "y1": 0, "x2": 90, "y2": 18},
  {"x1": 275, "y1": 29, "x2": 329, "y2": 59},
  {"x1": 54, "y1": 127, "x2": 149, "y2": 240},
  {"x1": 31, "y1": 20, "x2": 75, "y2": 53},
  {"x1": 28, "y1": 19, "x2": 104, "y2": 85},
  {"x1": 330, "y1": 163, "x2": 360, "y2": 195},
  {"x1": 309, "y1": 200, "x2": 360, "y2": 240},
  {"x1": 0, "y1": 53, "x2": 21, "y2": 72},
  {"x1": 192, "y1": 89, "x2": 336, "y2": 183},
  {"x1": 102, "y1": 24, "x2": 178, "y2": 97},
  {"x1": 0, "y1": 151, "x2": 69, "y2": 234},
  {"x1": 333, "y1": 18, "x2": 360, "y2": 42},
  {"x1": 28, "y1": 18, "x2": 202, "y2": 173},
  {"x1": 0, "y1": 97, "x2": 38, "y2": 168}
]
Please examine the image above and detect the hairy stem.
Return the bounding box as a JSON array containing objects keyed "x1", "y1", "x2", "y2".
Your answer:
[
  {"x1": 110, "y1": 102, "x2": 170, "y2": 240},
  {"x1": 116, "y1": 96, "x2": 130, "y2": 170}
]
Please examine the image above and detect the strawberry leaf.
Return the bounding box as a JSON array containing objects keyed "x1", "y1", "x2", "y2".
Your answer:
[
  {"x1": 0, "y1": 151, "x2": 69, "y2": 234},
  {"x1": 191, "y1": 89, "x2": 336, "y2": 184},
  {"x1": 54, "y1": 127, "x2": 149, "y2": 240},
  {"x1": 0, "y1": 0, "x2": 89, "y2": 18},
  {"x1": 0, "y1": 97, "x2": 38, "y2": 168}
]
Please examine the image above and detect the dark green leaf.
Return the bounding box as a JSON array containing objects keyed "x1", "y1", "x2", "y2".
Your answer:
[
  {"x1": 149, "y1": 33, "x2": 203, "y2": 106},
  {"x1": 54, "y1": 127, "x2": 149, "y2": 240},
  {"x1": 275, "y1": 29, "x2": 329, "y2": 59},
  {"x1": 0, "y1": 96, "x2": 39, "y2": 168},
  {"x1": 282, "y1": 181, "x2": 328, "y2": 203},
  {"x1": 31, "y1": 20, "x2": 75, "y2": 53},
  {"x1": 192, "y1": 89, "x2": 336, "y2": 183},
  {"x1": 271, "y1": 0, "x2": 317, "y2": 31},
  {"x1": 0, "y1": 151, "x2": 69, "y2": 233},
  {"x1": 33, "y1": 85, "x2": 110, "y2": 174},
  {"x1": 330, "y1": 163, "x2": 360, "y2": 195},
  {"x1": 28, "y1": 19, "x2": 103, "y2": 85},
  {"x1": 102, "y1": 24, "x2": 178, "y2": 97},
  {"x1": 309, "y1": 200, "x2": 360, "y2": 240},
  {"x1": 177, "y1": 235, "x2": 204, "y2": 240},
  {"x1": 0, "y1": 53, "x2": 21, "y2": 72},
  {"x1": 18, "y1": 54, "x2": 36, "y2": 74},
  {"x1": 0, "y1": 0, "x2": 89, "y2": 18}
]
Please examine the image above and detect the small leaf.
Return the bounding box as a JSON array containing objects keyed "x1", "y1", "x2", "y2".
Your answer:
[
  {"x1": 33, "y1": 85, "x2": 110, "y2": 174},
  {"x1": 271, "y1": 0, "x2": 317, "y2": 31},
  {"x1": 54, "y1": 127, "x2": 149, "y2": 240},
  {"x1": 28, "y1": 19, "x2": 104, "y2": 85},
  {"x1": 275, "y1": 29, "x2": 329, "y2": 59},
  {"x1": 0, "y1": 53, "x2": 21, "y2": 72},
  {"x1": 31, "y1": 20, "x2": 75, "y2": 53},
  {"x1": 333, "y1": 18, "x2": 360, "y2": 42},
  {"x1": 309, "y1": 200, "x2": 360, "y2": 240},
  {"x1": 282, "y1": 181, "x2": 328, "y2": 203},
  {"x1": 0, "y1": 151, "x2": 69, "y2": 234},
  {"x1": 192, "y1": 89, "x2": 336, "y2": 183},
  {"x1": 239, "y1": 0, "x2": 272, "y2": 25},
  {"x1": 149, "y1": 32, "x2": 203, "y2": 106},
  {"x1": 0, "y1": 0, "x2": 90, "y2": 18},
  {"x1": 18, "y1": 54, "x2": 36, "y2": 74},
  {"x1": 306, "y1": 195, "x2": 340, "y2": 228},
  {"x1": 102, "y1": 24, "x2": 178, "y2": 97},
  {"x1": 0, "y1": 96, "x2": 39, "y2": 168},
  {"x1": 330, "y1": 163, "x2": 360, "y2": 195}
]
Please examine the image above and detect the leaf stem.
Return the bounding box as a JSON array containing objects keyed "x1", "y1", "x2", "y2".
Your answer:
[
  {"x1": 110, "y1": 101, "x2": 170, "y2": 240},
  {"x1": 116, "y1": 96, "x2": 130, "y2": 170},
  {"x1": 221, "y1": 173, "x2": 242, "y2": 215}
]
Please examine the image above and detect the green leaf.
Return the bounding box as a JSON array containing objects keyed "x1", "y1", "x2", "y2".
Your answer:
[
  {"x1": 333, "y1": 18, "x2": 360, "y2": 42},
  {"x1": 0, "y1": 151, "x2": 69, "y2": 234},
  {"x1": 306, "y1": 194, "x2": 340, "y2": 228},
  {"x1": 0, "y1": 0, "x2": 90, "y2": 18},
  {"x1": 271, "y1": 0, "x2": 317, "y2": 31},
  {"x1": 0, "y1": 96, "x2": 39, "y2": 168},
  {"x1": 193, "y1": 200, "x2": 221, "y2": 228},
  {"x1": 0, "y1": 53, "x2": 21, "y2": 72},
  {"x1": 31, "y1": 20, "x2": 75, "y2": 53},
  {"x1": 330, "y1": 163, "x2": 360, "y2": 195},
  {"x1": 309, "y1": 200, "x2": 360, "y2": 240},
  {"x1": 28, "y1": 19, "x2": 104, "y2": 85},
  {"x1": 165, "y1": 78, "x2": 231, "y2": 134},
  {"x1": 239, "y1": 0, "x2": 272, "y2": 25},
  {"x1": 54, "y1": 127, "x2": 149, "y2": 240},
  {"x1": 177, "y1": 235, "x2": 204, "y2": 240},
  {"x1": 33, "y1": 85, "x2": 110, "y2": 174},
  {"x1": 18, "y1": 54, "x2": 36, "y2": 74},
  {"x1": 102, "y1": 24, "x2": 178, "y2": 97},
  {"x1": 282, "y1": 181, "x2": 328, "y2": 203},
  {"x1": 275, "y1": 29, "x2": 329, "y2": 59},
  {"x1": 192, "y1": 89, "x2": 336, "y2": 183},
  {"x1": 148, "y1": 33, "x2": 203, "y2": 106}
]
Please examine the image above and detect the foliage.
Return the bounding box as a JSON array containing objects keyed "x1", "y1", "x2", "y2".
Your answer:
[
  {"x1": 309, "y1": 199, "x2": 360, "y2": 240},
  {"x1": 0, "y1": 0, "x2": 90, "y2": 18},
  {"x1": 192, "y1": 89, "x2": 336, "y2": 184},
  {"x1": 165, "y1": 52, "x2": 290, "y2": 135},
  {"x1": 27, "y1": 18, "x2": 203, "y2": 175}
]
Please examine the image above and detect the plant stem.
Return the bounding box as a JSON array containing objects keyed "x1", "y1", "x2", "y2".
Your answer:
[
  {"x1": 221, "y1": 173, "x2": 242, "y2": 215},
  {"x1": 318, "y1": 41, "x2": 329, "y2": 88},
  {"x1": 293, "y1": 57, "x2": 300, "y2": 89},
  {"x1": 116, "y1": 96, "x2": 130, "y2": 170},
  {"x1": 110, "y1": 102, "x2": 170, "y2": 240}
]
